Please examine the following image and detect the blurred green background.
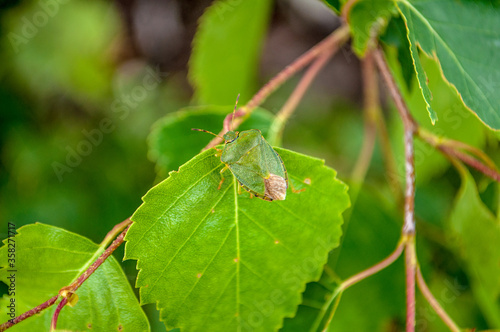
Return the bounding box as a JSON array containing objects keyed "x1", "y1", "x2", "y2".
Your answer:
[{"x1": 1, "y1": 0, "x2": 499, "y2": 331}]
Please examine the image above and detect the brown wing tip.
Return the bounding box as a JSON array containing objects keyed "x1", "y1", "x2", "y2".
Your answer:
[{"x1": 264, "y1": 174, "x2": 287, "y2": 201}]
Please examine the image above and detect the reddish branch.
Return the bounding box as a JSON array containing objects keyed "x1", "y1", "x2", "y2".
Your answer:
[
  {"x1": 0, "y1": 295, "x2": 59, "y2": 332},
  {"x1": 51, "y1": 224, "x2": 131, "y2": 330},
  {"x1": 416, "y1": 267, "x2": 461, "y2": 331},
  {"x1": 203, "y1": 24, "x2": 350, "y2": 150},
  {"x1": 51, "y1": 298, "x2": 68, "y2": 331},
  {"x1": 0, "y1": 220, "x2": 132, "y2": 331},
  {"x1": 374, "y1": 47, "x2": 417, "y2": 331}
]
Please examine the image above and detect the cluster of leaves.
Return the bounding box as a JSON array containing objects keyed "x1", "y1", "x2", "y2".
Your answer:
[{"x1": 1, "y1": 0, "x2": 500, "y2": 331}]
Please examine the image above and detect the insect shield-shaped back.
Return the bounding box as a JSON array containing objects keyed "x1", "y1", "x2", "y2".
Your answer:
[{"x1": 220, "y1": 129, "x2": 288, "y2": 201}]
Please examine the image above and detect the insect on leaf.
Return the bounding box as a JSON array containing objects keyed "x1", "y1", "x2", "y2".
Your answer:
[{"x1": 125, "y1": 148, "x2": 350, "y2": 332}]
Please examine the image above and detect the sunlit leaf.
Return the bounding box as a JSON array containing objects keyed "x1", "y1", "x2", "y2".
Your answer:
[
  {"x1": 125, "y1": 148, "x2": 350, "y2": 331},
  {"x1": 348, "y1": 0, "x2": 396, "y2": 56},
  {"x1": 0, "y1": 223, "x2": 149, "y2": 331}
]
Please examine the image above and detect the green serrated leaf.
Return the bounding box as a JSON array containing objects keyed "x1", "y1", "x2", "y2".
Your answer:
[
  {"x1": 448, "y1": 166, "x2": 500, "y2": 327},
  {"x1": 348, "y1": 0, "x2": 396, "y2": 56},
  {"x1": 148, "y1": 106, "x2": 274, "y2": 177},
  {"x1": 0, "y1": 223, "x2": 149, "y2": 331},
  {"x1": 125, "y1": 148, "x2": 350, "y2": 331},
  {"x1": 189, "y1": 0, "x2": 272, "y2": 105},
  {"x1": 380, "y1": 15, "x2": 414, "y2": 90},
  {"x1": 281, "y1": 187, "x2": 403, "y2": 332},
  {"x1": 397, "y1": 0, "x2": 500, "y2": 128}
]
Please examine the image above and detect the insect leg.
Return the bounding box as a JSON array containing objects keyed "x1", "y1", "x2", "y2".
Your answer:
[{"x1": 218, "y1": 165, "x2": 229, "y2": 190}]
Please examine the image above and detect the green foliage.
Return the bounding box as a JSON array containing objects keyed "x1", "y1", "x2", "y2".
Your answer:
[
  {"x1": 388, "y1": 54, "x2": 485, "y2": 184},
  {"x1": 148, "y1": 106, "x2": 274, "y2": 177},
  {"x1": 2, "y1": 0, "x2": 500, "y2": 330},
  {"x1": 189, "y1": 0, "x2": 272, "y2": 104},
  {"x1": 3, "y1": 0, "x2": 118, "y2": 103},
  {"x1": 348, "y1": 0, "x2": 396, "y2": 56},
  {"x1": 448, "y1": 166, "x2": 500, "y2": 327},
  {"x1": 282, "y1": 187, "x2": 404, "y2": 332},
  {"x1": 124, "y1": 148, "x2": 350, "y2": 331},
  {"x1": 380, "y1": 16, "x2": 414, "y2": 90},
  {"x1": 397, "y1": 0, "x2": 500, "y2": 128},
  {"x1": 0, "y1": 224, "x2": 149, "y2": 331},
  {"x1": 321, "y1": 0, "x2": 341, "y2": 14}
]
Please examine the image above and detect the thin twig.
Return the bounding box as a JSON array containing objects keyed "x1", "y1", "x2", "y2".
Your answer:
[
  {"x1": 202, "y1": 25, "x2": 351, "y2": 150},
  {"x1": 51, "y1": 224, "x2": 130, "y2": 330},
  {"x1": 0, "y1": 295, "x2": 59, "y2": 331},
  {"x1": 0, "y1": 220, "x2": 132, "y2": 331},
  {"x1": 418, "y1": 129, "x2": 500, "y2": 183},
  {"x1": 439, "y1": 145, "x2": 500, "y2": 182},
  {"x1": 341, "y1": 0, "x2": 360, "y2": 22},
  {"x1": 416, "y1": 267, "x2": 461, "y2": 332},
  {"x1": 268, "y1": 42, "x2": 339, "y2": 145},
  {"x1": 101, "y1": 218, "x2": 132, "y2": 245},
  {"x1": 405, "y1": 236, "x2": 416, "y2": 331},
  {"x1": 246, "y1": 25, "x2": 350, "y2": 112},
  {"x1": 315, "y1": 239, "x2": 405, "y2": 332},
  {"x1": 373, "y1": 49, "x2": 417, "y2": 133},
  {"x1": 341, "y1": 239, "x2": 405, "y2": 290},
  {"x1": 50, "y1": 298, "x2": 68, "y2": 332},
  {"x1": 374, "y1": 47, "x2": 417, "y2": 332}
]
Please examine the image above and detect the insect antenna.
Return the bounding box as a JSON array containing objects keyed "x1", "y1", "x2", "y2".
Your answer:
[
  {"x1": 191, "y1": 128, "x2": 224, "y2": 139},
  {"x1": 230, "y1": 93, "x2": 240, "y2": 131}
]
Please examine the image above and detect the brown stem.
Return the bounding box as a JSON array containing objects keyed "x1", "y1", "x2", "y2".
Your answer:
[
  {"x1": 442, "y1": 138, "x2": 497, "y2": 170},
  {"x1": 418, "y1": 129, "x2": 500, "y2": 183},
  {"x1": 405, "y1": 236, "x2": 416, "y2": 331},
  {"x1": 374, "y1": 47, "x2": 417, "y2": 331},
  {"x1": 341, "y1": 239, "x2": 405, "y2": 290},
  {"x1": 0, "y1": 295, "x2": 59, "y2": 331},
  {"x1": 341, "y1": 0, "x2": 359, "y2": 22},
  {"x1": 50, "y1": 298, "x2": 67, "y2": 332},
  {"x1": 246, "y1": 25, "x2": 350, "y2": 111},
  {"x1": 60, "y1": 225, "x2": 130, "y2": 298},
  {"x1": 416, "y1": 267, "x2": 461, "y2": 332},
  {"x1": 373, "y1": 49, "x2": 417, "y2": 133},
  {"x1": 202, "y1": 25, "x2": 351, "y2": 150},
  {"x1": 101, "y1": 218, "x2": 132, "y2": 245},
  {"x1": 0, "y1": 220, "x2": 132, "y2": 331},
  {"x1": 268, "y1": 41, "x2": 339, "y2": 145},
  {"x1": 315, "y1": 239, "x2": 405, "y2": 332},
  {"x1": 439, "y1": 145, "x2": 500, "y2": 182}
]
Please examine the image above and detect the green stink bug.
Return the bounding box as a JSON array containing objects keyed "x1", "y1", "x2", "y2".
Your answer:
[{"x1": 193, "y1": 96, "x2": 288, "y2": 201}]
